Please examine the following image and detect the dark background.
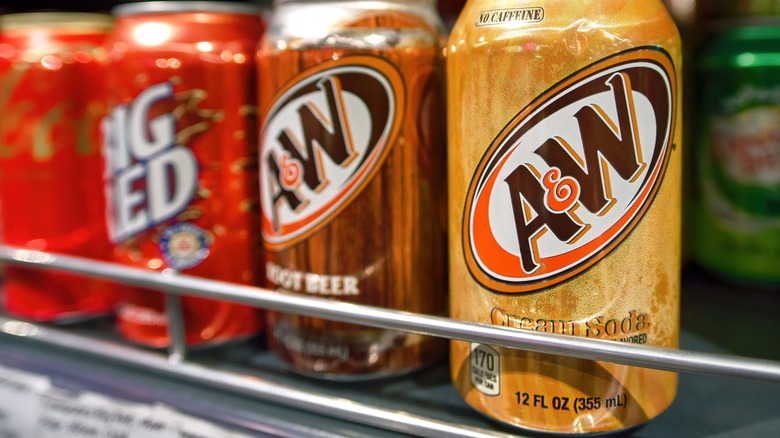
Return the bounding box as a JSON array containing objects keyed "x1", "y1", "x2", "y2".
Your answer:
[{"x1": 0, "y1": 0, "x2": 272, "y2": 14}]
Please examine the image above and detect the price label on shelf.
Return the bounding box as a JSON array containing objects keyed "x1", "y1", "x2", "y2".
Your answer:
[
  {"x1": 37, "y1": 389, "x2": 95, "y2": 438},
  {"x1": 0, "y1": 364, "x2": 248, "y2": 437},
  {"x1": 0, "y1": 364, "x2": 51, "y2": 438},
  {"x1": 79, "y1": 393, "x2": 141, "y2": 438},
  {"x1": 128, "y1": 405, "x2": 179, "y2": 438},
  {"x1": 156, "y1": 404, "x2": 236, "y2": 438}
]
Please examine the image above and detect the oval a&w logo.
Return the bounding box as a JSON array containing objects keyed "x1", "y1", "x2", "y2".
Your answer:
[
  {"x1": 260, "y1": 56, "x2": 405, "y2": 249},
  {"x1": 464, "y1": 47, "x2": 678, "y2": 293}
]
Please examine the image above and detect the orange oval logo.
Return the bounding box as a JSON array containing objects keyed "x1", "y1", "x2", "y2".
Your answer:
[
  {"x1": 464, "y1": 48, "x2": 677, "y2": 293},
  {"x1": 260, "y1": 56, "x2": 405, "y2": 249}
]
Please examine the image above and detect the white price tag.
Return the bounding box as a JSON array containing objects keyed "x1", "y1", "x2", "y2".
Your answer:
[
  {"x1": 0, "y1": 366, "x2": 243, "y2": 438},
  {"x1": 78, "y1": 393, "x2": 139, "y2": 438},
  {"x1": 169, "y1": 408, "x2": 234, "y2": 438},
  {"x1": 0, "y1": 365, "x2": 51, "y2": 438},
  {"x1": 37, "y1": 389, "x2": 97, "y2": 438},
  {"x1": 128, "y1": 404, "x2": 179, "y2": 438}
]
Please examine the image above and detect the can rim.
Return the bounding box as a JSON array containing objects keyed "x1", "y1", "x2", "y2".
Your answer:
[
  {"x1": 0, "y1": 12, "x2": 114, "y2": 31},
  {"x1": 113, "y1": 1, "x2": 265, "y2": 17},
  {"x1": 708, "y1": 16, "x2": 780, "y2": 32}
]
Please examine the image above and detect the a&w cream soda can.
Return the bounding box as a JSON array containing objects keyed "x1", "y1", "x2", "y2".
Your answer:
[{"x1": 448, "y1": 0, "x2": 683, "y2": 433}]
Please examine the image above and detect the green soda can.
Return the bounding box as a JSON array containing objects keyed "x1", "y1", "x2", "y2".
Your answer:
[{"x1": 695, "y1": 21, "x2": 780, "y2": 286}]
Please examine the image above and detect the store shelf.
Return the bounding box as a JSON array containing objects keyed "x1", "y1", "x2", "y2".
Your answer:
[{"x1": 0, "y1": 244, "x2": 779, "y2": 437}]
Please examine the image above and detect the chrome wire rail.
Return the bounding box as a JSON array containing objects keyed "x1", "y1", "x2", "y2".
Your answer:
[
  {"x1": 1, "y1": 245, "x2": 779, "y2": 384},
  {"x1": 0, "y1": 317, "x2": 515, "y2": 438}
]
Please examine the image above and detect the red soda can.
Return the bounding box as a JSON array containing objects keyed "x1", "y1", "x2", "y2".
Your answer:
[
  {"x1": 104, "y1": 2, "x2": 265, "y2": 347},
  {"x1": 0, "y1": 13, "x2": 119, "y2": 322}
]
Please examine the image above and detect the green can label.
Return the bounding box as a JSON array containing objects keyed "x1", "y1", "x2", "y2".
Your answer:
[
  {"x1": 712, "y1": 106, "x2": 780, "y2": 214},
  {"x1": 697, "y1": 84, "x2": 780, "y2": 283}
]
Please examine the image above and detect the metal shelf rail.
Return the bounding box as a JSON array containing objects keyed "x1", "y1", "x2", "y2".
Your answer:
[{"x1": 0, "y1": 244, "x2": 779, "y2": 437}]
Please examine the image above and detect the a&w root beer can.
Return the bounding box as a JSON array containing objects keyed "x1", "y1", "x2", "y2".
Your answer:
[
  {"x1": 448, "y1": 0, "x2": 682, "y2": 433},
  {"x1": 258, "y1": 0, "x2": 448, "y2": 379},
  {"x1": 104, "y1": 2, "x2": 265, "y2": 347}
]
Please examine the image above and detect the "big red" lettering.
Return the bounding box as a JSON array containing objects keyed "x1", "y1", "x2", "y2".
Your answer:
[{"x1": 102, "y1": 82, "x2": 198, "y2": 242}]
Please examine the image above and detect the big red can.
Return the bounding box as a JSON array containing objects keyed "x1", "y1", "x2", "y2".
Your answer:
[
  {"x1": 104, "y1": 2, "x2": 265, "y2": 347},
  {"x1": 448, "y1": 0, "x2": 682, "y2": 433},
  {"x1": 258, "y1": 0, "x2": 448, "y2": 379},
  {"x1": 0, "y1": 13, "x2": 118, "y2": 322}
]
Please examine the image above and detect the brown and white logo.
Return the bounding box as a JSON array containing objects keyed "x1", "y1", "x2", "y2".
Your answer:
[
  {"x1": 260, "y1": 56, "x2": 405, "y2": 249},
  {"x1": 464, "y1": 48, "x2": 677, "y2": 293}
]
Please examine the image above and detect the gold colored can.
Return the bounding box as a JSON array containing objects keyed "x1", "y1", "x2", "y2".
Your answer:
[{"x1": 448, "y1": 0, "x2": 683, "y2": 433}]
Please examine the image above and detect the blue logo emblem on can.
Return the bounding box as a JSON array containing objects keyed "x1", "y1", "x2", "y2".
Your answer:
[{"x1": 159, "y1": 223, "x2": 210, "y2": 270}]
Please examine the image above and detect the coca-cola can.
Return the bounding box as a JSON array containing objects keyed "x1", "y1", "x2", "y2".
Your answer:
[{"x1": 0, "y1": 13, "x2": 119, "y2": 322}]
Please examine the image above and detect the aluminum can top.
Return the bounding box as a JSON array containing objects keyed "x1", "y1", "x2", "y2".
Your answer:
[
  {"x1": 0, "y1": 13, "x2": 113, "y2": 32},
  {"x1": 268, "y1": 0, "x2": 443, "y2": 47},
  {"x1": 113, "y1": 1, "x2": 265, "y2": 17}
]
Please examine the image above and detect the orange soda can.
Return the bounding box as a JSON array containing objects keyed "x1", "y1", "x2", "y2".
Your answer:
[
  {"x1": 104, "y1": 2, "x2": 265, "y2": 347},
  {"x1": 448, "y1": 0, "x2": 683, "y2": 433},
  {"x1": 0, "y1": 13, "x2": 119, "y2": 322},
  {"x1": 258, "y1": 0, "x2": 448, "y2": 379}
]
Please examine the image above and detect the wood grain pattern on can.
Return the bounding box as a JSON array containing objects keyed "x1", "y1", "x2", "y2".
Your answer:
[
  {"x1": 448, "y1": 0, "x2": 682, "y2": 433},
  {"x1": 259, "y1": 3, "x2": 448, "y2": 378}
]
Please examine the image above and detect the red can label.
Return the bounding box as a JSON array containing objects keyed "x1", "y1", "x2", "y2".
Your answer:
[
  {"x1": 0, "y1": 21, "x2": 118, "y2": 321},
  {"x1": 103, "y1": 82, "x2": 202, "y2": 263}
]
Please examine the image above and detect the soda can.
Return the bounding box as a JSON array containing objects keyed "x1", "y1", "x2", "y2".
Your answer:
[
  {"x1": 448, "y1": 0, "x2": 682, "y2": 433},
  {"x1": 258, "y1": 0, "x2": 448, "y2": 379},
  {"x1": 104, "y1": 2, "x2": 265, "y2": 347},
  {"x1": 0, "y1": 13, "x2": 119, "y2": 322},
  {"x1": 694, "y1": 20, "x2": 780, "y2": 287}
]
